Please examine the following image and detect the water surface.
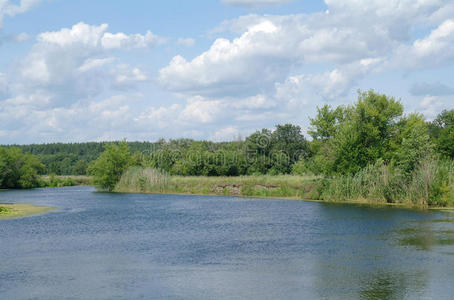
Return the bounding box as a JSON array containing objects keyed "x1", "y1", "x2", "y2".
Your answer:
[{"x1": 1, "y1": 187, "x2": 453, "y2": 299}]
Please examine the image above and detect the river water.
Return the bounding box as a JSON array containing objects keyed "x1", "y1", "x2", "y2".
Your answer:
[{"x1": 1, "y1": 186, "x2": 453, "y2": 299}]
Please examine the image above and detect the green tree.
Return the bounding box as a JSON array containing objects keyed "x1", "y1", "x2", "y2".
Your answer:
[
  {"x1": 308, "y1": 105, "x2": 346, "y2": 141},
  {"x1": 393, "y1": 113, "x2": 434, "y2": 175},
  {"x1": 330, "y1": 90, "x2": 403, "y2": 174},
  {"x1": 429, "y1": 109, "x2": 454, "y2": 159},
  {"x1": 88, "y1": 142, "x2": 131, "y2": 191},
  {"x1": 72, "y1": 160, "x2": 88, "y2": 175},
  {"x1": 0, "y1": 147, "x2": 44, "y2": 189}
]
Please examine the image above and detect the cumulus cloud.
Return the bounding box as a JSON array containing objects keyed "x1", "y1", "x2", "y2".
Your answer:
[
  {"x1": 159, "y1": 20, "x2": 299, "y2": 97},
  {"x1": 393, "y1": 19, "x2": 454, "y2": 69},
  {"x1": 160, "y1": 0, "x2": 446, "y2": 98},
  {"x1": 8, "y1": 22, "x2": 156, "y2": 107},
  {"x1": 3, "y1": 1, "x2": 454, "y2": 143}
]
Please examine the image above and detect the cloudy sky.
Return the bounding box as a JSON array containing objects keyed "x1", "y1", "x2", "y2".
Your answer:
[{"x1": 1, "y1": 0, "x2": 453, "y2": 144}]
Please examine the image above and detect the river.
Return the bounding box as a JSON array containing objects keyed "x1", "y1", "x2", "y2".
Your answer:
[{"x1": 1, "y1": 186, "x2": 453, "y2": 299}]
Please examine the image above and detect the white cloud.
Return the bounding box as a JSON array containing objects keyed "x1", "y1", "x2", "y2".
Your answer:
[
  {"x1": 159, "y1": 5, "x2": 421, "y2": 98},
  {"x1": 3, "y1": 1, "x2": 454, "y2": 143},
  {"x1": 101, "y1": 30, "x2": 162, "y2": 50},
  {"x1": 393, "y1": 19, "x2": 454, "y2": 69},
  {"x1": 10, "y1": 23, "x2": 156, "y2": 107},
  {"x1": 78, "y1": 57, "x2": 115, "y2": 73},
  {"x1": 180, "y1": 97, "x2": 224, "y2": 123},
  {"x1": 112, "y1": 64, "x2": 148, "y2": 87},
  {"x1": 37, "y1": 22, "x2": 162, "y2": 50}
]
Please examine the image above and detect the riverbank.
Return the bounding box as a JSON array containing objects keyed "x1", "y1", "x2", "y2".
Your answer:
[
  {"x1": 115, "y1": 174, "x2": 320, "y2": 199},
  {"x1": 0, "y1": 203, "x2": 55, "y2": 220},
  {"x1": 113, "y1": 169, "x2": 454, "y2": 209}
]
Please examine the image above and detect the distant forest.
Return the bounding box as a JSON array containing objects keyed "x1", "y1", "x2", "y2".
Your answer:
[{"x1": 6, "y1": 142, "x2": 160, "y2": 176}]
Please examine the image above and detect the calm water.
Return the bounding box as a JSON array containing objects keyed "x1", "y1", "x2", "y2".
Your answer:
[{"x1": 1, "y1": 187, "x2": 454, "y2": 299}]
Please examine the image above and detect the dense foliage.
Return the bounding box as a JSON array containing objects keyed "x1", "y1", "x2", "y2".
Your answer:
[
  {"x1": 0, "y1": 147, "x2": 45, "y2": 189},
  {"x1": 87, "y1": 143, "x2": 132, "y2": 191},
  {"x1": 8, "y1": 141, "x2": 159, "y2": 176}
]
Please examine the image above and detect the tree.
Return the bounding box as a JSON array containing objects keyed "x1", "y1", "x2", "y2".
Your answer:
[
  {"x1": 429, "y1": 109, "x2": 454, "y2": 159},
  {"x1": 308, "y1": 105, "x2": 346, "y2": 141},
  {"x1": 393, "y1": 113, "x2": 434, "y2": 175},
  {"x1": 72, "y1": 160, "x2": 88, "y2": 175},
  {"x1": 270, "y1": 124, "x2": 310, "y2": 174},
  {"x1": 0, "y1": 147, "x2": 44, "y2": 189},
  {"x1": 88, "y1": 142, "x2": 131, "y2": 191}
]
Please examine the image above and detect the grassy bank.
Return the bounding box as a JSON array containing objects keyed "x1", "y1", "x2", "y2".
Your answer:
[
  {"x1": 114, "y1": 164, "x2": 454, "y2": 208},
  {"x1": 116, "y1": 168, "x2": 320, "y2": 199},
  {"x1": 0, "y1": 203, "x2": 55, "y2": 220}
]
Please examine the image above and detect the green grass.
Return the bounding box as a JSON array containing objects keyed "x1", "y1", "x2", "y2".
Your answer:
[
  {"x1": 320, "y1": 159, "x2": 454, "y2": 207},
  {"x1": 115, "y1": 167, "x2": 322, "y2": 199},
  {"x1": 0, "y1": 203, "x2": 55, "y2": 219}
]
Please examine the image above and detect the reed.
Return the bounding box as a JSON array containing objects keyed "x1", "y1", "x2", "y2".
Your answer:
[
  {"x1": 320, "y1": 159, "x2": 454, "y2": 207},
  {"x1": 115, "y1": 167, "x2": 170, "y2": 193}
]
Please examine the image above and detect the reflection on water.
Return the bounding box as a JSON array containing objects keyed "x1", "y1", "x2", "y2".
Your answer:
[
  {"x1": 393, "y1": 217, "x2": 454, "y2": 251},
  {"x1": 0, "y1": 187, "x2": 453, "y2": 300},
  {"x1": 359, "y1": 271, "x2": 424, "y2": 300}
]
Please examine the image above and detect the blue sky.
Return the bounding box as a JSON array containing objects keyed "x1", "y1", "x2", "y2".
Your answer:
[{"x1": 0, "y1": 0, "x2": 453, "y2": 144}]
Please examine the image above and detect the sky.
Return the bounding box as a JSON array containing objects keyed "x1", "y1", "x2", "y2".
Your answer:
[{"x1": 0, "y1": 0, "x2": 453, "y2": 144}]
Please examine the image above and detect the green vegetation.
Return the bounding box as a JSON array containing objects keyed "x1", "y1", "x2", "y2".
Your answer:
[
  {"x1": 87, "y1": 142, "x2": 132, "y2": 191},
  {"x1": 319, "y1": 159, "x2": 454, "y2": 206},
  {"x1": 0, "y1": 203, "x2": 55, "y2": 220},
  {"x1": 6, "y1": 141, "x2": 159, "y2": 176},
  {"x1": 0, "y1": 206, "x2": 11, "y2": 215},
  {"x1": 1, "y1": 89, "x2": 454, "y2": 207},
  {"x1": 0, "y1": 147, "x2": 45, "y2": 189},
  {"x1": 40, "y1": 175, "x2": 92, "y2": 187},
  {"x1": 88, "y1": 90, "x2": 454, "y2": 207},
  {"x1": 115, "y1": 171, "x2": 319, "y2": 199}
]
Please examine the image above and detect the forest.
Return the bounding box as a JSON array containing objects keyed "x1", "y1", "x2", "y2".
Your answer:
[{"x1": 1, "y1": 90, "x2": 453, "y2": 206}]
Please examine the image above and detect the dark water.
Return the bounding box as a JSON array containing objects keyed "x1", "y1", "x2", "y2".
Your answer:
[{"x1": 1, "y1": 187, "x2": 454, "y2": 299}]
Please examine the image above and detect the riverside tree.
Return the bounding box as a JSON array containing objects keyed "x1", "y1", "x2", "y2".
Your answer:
[
  {"x1": 0, "y1": 147, "x2": 45, "y2": 189},
  {"x1": 88, "y1": 142, "x2": 131, "y2": 191}
]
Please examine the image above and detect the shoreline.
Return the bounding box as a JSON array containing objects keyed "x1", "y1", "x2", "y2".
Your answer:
[
  {"x1": 112, "y1": 189, "x2": 454, "y2": 211},
  {"x1": 112, "y1": 174, "x2": 454, "y2": 210},
  {"x1": 0, "y1": 203, "x2": 56, "y2": 220}
]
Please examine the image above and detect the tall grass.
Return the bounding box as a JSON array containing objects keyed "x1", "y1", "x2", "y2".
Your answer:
[
  {"x1": 113, "y1": 162, "x2": 454, "y2": 208},
  {"x1": 114, "y1": 168, "x2": 318, "y2": 199},
  {"x1": 320, "y1": 159, "x2": 454, "y2": 207},
  {"x1": 115, "y1": 167, "x2": 169, "y2": 193}
]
